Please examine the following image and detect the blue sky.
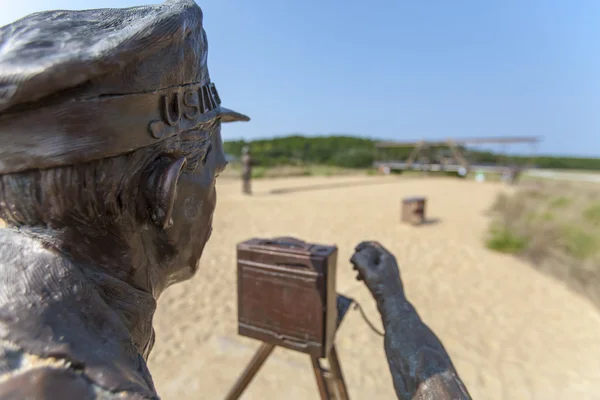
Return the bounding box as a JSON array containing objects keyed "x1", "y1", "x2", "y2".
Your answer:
[{"x1": 1, "y1": 0, "x2": 599, "y2": 157}]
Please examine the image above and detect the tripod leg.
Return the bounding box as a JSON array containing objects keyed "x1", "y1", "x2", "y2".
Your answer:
[
  {"x1": 225, "y1": 343, "x2": 275, "y2": 400},
  {"x1": 328, "y1": 346, "x2": 350, "y2": 400},
  {"x1": 311, "y1": 355, "x2": 331, "y2": 399}
]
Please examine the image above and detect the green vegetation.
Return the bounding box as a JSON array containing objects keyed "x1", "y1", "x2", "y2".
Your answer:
[
  {"x1": 225, "y1": 135, "x2": 378, "y2": 168},
  {"x1": 221, "y1": 163, "x2": 361, "y2": 179},
  {"x1": 486, "y1": 227, "x2": 529, "y2": 253},
  {"x1": 486, "y1": 181, "x2": 600, "y2": 308},
  {"x1": 224, "y1": 134, "x2": 600, "y2": 170},
  {"x1": 549, "y1": 196, "x2": 571, "y2": 208},
  {"x1": 583, "y1": 202, "x2": 600, "y2": 226}
]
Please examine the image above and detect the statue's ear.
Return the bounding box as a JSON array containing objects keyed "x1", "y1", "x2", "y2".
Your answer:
[{"x1": 144, "y1": 156, "x2": 187, "y2": 229}]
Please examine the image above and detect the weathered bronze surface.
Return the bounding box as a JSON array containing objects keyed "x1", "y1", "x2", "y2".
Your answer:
[
  {"x1": 0, "y1": 0, "x2": 248, "y2": 398},
  {"x1": 350, "y1": 242, "x2": 472, "y2": 399},
  {"x1": 236, "y1": 237, "x2": 338, "y2": 358}
]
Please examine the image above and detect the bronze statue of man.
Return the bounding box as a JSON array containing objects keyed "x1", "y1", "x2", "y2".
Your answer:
[
  {"x1": 241, "y1": 145, "x2": 252, "y2": 195},
  {"x1": 0, "y1": 1, "x2": 470, "y2": 399},
  {"x1": 0, "y1": 1, "x2": 249, "y2": 398}
]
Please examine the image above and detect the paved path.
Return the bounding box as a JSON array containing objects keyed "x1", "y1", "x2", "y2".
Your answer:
[
  {"x1": 148, "y1": 176, "x2": 600, "y2": 399},
  {"x1": 527, "y1": 169, "x2": 600, "y2": 183}
]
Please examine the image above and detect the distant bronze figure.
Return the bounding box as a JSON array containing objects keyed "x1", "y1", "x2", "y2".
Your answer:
[
  {"x1": 241, "y1": 145, "x2": 252, "y2": 194},
  {"x1": 0, "y1": 0, "x2": 248, "y2": 398},
  {"x1": 351, "y1": 242, "x2": 472, "y2": 400}
]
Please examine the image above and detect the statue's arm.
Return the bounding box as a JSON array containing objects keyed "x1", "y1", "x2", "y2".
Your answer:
[
  {"x1": 350, "y1": 241, "x2": 471, "y2": 400},
  {"x1": 378, "y1": 292, "x2": 471, "y2": 400}
]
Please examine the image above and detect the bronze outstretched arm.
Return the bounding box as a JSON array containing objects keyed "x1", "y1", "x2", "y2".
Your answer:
[{"x1": 351, "y1": 242, "x2": 471, "y2": 400}]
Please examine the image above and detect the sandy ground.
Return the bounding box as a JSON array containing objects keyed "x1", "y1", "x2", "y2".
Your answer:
[{"x1": 147, "y1": 175, "x2": 600, "y2": 400}]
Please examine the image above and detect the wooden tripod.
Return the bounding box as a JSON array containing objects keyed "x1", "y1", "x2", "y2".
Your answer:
[
  {"x1": 224, "y1": 342, "x2": 349, "y2": 400},
  {"x1": 225, "y1": 295, "x2": 354, "y2": 400}
]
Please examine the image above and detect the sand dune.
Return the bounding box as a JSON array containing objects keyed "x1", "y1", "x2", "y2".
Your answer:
[{"x1": 148, "y1": 175, "x2": 600, "y2": 400}]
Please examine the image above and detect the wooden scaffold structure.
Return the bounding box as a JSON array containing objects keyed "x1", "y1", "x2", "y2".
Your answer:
[{"x1": 373, "y1": 136, "x2": 540, "y2": 176}]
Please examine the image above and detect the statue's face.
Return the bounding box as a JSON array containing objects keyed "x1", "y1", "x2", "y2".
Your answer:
[{"x1": 163, "y1": 124, "x2": 227, "y2": 287}]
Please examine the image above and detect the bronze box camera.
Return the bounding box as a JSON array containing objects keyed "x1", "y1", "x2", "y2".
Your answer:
[{"x1": 236, "y1": 237, "x2": 338, "y2": 358}]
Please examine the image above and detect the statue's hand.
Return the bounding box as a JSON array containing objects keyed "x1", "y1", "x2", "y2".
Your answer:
[{"x1": 350, "y1": 241, "x2": 404, "y2": 304}]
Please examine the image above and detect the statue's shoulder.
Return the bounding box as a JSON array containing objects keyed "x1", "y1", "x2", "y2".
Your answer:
[
  {"x1": 0, "y1": 363, "x2": 152, "y2": 399},
  {"x1": 0, "y1": 228, "x2": 62, "y2": 267},
  {"x1": 0, "y1": 365, "x2": 97, "y2": 399},
  {"x1": 0, "y1": 229, "x2": 77, "y2": 302},
  {"x1": 0, "y1": 230, "x2": 158, "y2": 399}
]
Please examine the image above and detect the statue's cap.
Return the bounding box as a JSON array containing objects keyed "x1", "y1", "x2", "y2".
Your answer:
[{"x1": 0, "y1": 0, "x2": 249, "y2": 174}]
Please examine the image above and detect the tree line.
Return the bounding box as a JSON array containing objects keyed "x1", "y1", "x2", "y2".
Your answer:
[{"x1": 224, "y1": 135, "x2": 600, "y2": 170}]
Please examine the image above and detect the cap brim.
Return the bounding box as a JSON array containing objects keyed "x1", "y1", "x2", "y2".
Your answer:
[{"x1": 218, "y1": 107, "x2": 250, "y2": 123}]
